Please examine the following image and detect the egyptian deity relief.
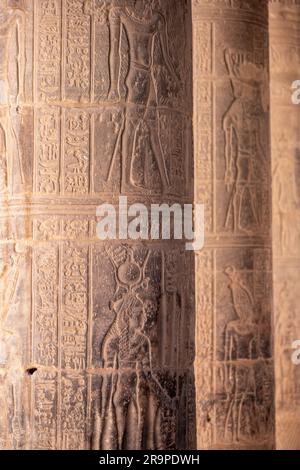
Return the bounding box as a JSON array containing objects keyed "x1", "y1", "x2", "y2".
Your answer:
[
  {"x1": 193, "y1": 0, "x2": 274, "y2": 449},
  {"x1": 90, "y1": 245, "x2": 195, "y2": 450},
  {"x1": 223, "y1": 49, "x2": 269, "y2": 235},
  {"x1": 269, "y1": 0, "x2": 300, "y2": 449},
  {"x1": 0, "y1": 0, "x2": 26, "y2": 195},
  {"x1": 0, "y1": 0, "x2": 195, "y2": 450},
  {"x1": 0, "y1": 243, "x2": 29, "y2": 449},
  {"x1": 33, "y1": 0, "x2": 192, "y2": 198}
]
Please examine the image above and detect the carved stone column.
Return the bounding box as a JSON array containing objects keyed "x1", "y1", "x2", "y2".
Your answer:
[
  {"x1": 269, "y1": 0, "x2": 300, "y2": 450},
  {"x1": 192, "y1": 0, "x2": 274, "y2": 449},
  {"x1": 0, "y1": 0, "x2": 195, "y2": 450}
]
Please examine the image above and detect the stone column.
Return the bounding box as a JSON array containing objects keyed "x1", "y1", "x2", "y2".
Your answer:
[
  {"x1": 0, "y1": 0, "x2": 195, "y2": 450},
  {"x1": 192, "y1": 0, "x2": 274, "y2": 449},
  {"x1": 269, "y1": 0, "x2": 300, "y2": 450}
]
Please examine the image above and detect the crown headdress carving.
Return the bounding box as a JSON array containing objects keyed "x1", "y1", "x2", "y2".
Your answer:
[{"x1": 225, "y1": 48, "x2": 265, "y2": 87}]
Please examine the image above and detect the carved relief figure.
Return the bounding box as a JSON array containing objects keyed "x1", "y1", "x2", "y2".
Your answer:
[
  {"x1": 224, "y1": 364, "x2": 258, "y2": 444},
  {"x1": 0, "y1": 244, "x2": 27, "y2": 449},
  {"x1": 224, "y1": 266, "x2": 259, "y2": 362},
  {"x1": 96, "y1": 247, "x2": 173, "y2": 450},
  {"x1": 275, "y1": 281, "x2": 298, "y2": 407},
  {"x1": 0, "y1": 1, "x2": 25, "y2": 193},
  {"x1": 223, "y1": 49, "x2": 268, "y2": 234},
  {"x1": 107, "y1": 0, "x2": 179, "y2": 192},
  {"x1": 273, "y1": 134, "x2": 299, "y2": 254}
]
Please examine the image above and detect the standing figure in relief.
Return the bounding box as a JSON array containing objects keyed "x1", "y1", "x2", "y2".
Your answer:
[
  {"x1": 276, "y1": 281, "x2": 298, "y2": 406},
  {"x1": 224, "y1": 266, "x2": 260, "y2": 362},
  {"x1": 224, "y1": 364, "x2": 258, "y2": 444},
  {"x1": 273, "y1": 135, "x2": 299, "y2": 254},
  {"x1": 0, "y1": 1, "x2": 25, "y2": 194},
  {"x1": 96, "y1": 251, "x2": 173, "y2": 450},
  {"x1": 107, "y1": 0, "x2": 178, "y2": 192},
  {"x1": 0, "y1": 244, "x2": 27, "y2": 449},
  {"x1": 223, "y1": 49, "x2": 268, "y2": 234}
]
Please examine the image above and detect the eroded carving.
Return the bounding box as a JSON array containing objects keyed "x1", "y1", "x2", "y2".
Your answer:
[
  {"x1": 93, "y1": 246, "x2": 184, "y2": 450},
  {"x1": 269, "y1": 0, "x2": 300, "y2": 449},
  {"x1": 3, "y1": 0, "x2": 194, "y2": 451},
  {"x1": 0, "y1": 243, "x2": 27, "y2": 449},
  {"x1": 223, "y1": 49, "x2": 268, "y2": 234},
  {"x1": 107, "y1": 1, "x2": 179, "y2": 193},
  {"x1": 224, "y1": 266, "x2": 260, "y2": 362},
  {"x1": 0, "y1": 1, "x2": 26, "y2": 194},
  {"x1": 193, "y1": 0, "x2": 274, "y2": 450}
]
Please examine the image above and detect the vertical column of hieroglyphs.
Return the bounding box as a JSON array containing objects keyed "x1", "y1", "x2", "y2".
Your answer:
[
  {"x1": 192, "y1": 0, "x2": 275, "y2": 449},
  {"x1": 269, "y1": 0, "x2": 300, "y2": 450},
  {"x1": 24, "y1": 0, "x2": 194, "y2": 450}
]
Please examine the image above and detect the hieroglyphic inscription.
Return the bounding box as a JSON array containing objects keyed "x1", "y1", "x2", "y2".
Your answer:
[
  {"x1": 33, "y1": 247, "x2": 58, "y2": 367},
  {"x1": 35, "y1": 108, "x2": 60, "y2": 194},
  {"x1": 193, "y1": 0, "x2": 274, "y2": 450},
  {"x1": 65, "y1": 0, "x2": 90, "y2": 101},
  {"x1": 1, "y1": 0, "x2": 194, "y2": 450},
  {"x1": 64, "y1": 111, "x2": 90, "y2": 194},
  {"x1": 61, "y1": 373, "x2": 86, "y2": 449},
  {"x1": 33, "y1": 0, "x2": 192, "y2": 198},
  {"x1": 269, "y1": 0, "x2": 300, "y2": 450},
  {"x1": 36, "y1": 0, "x2": 61, "y2": 102},
  {"x1": 91, "y1": 244, "x2": 195, "y2": 450},
  {"x1": 62, "y1": 244, "x2": 88, "y2": 370},
  {"x1": 193, "y1": 21, "x2": 213, "y2": 233},
  {"x1": 32, "y1": 371, "x2": 57, "y2": 450}
]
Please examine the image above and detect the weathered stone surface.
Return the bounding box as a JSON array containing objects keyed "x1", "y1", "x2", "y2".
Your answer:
[
  {"x1": 192, "y1": 0, "x2": 275, "y2": 449},
  {"x1": 269, "y1": 0, "x2": 300, "y2": 451},
  {"x1": 0, "y1": 0, "x2": 195, "y2": 450},
  {"x1": 2, "y1": 0, "x2": 294, "y2": 452}
]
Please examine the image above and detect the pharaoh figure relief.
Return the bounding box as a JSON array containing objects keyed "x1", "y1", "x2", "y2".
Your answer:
[
  {"x1": 107, "y1": 0, "x2": 179, "y2": 193},
  {"x1": 0, "y1": 0, "x2": 25, "y2": 194},
  {"x1": 223, "y1": 49, "x2": 268, "y2": 234}
]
